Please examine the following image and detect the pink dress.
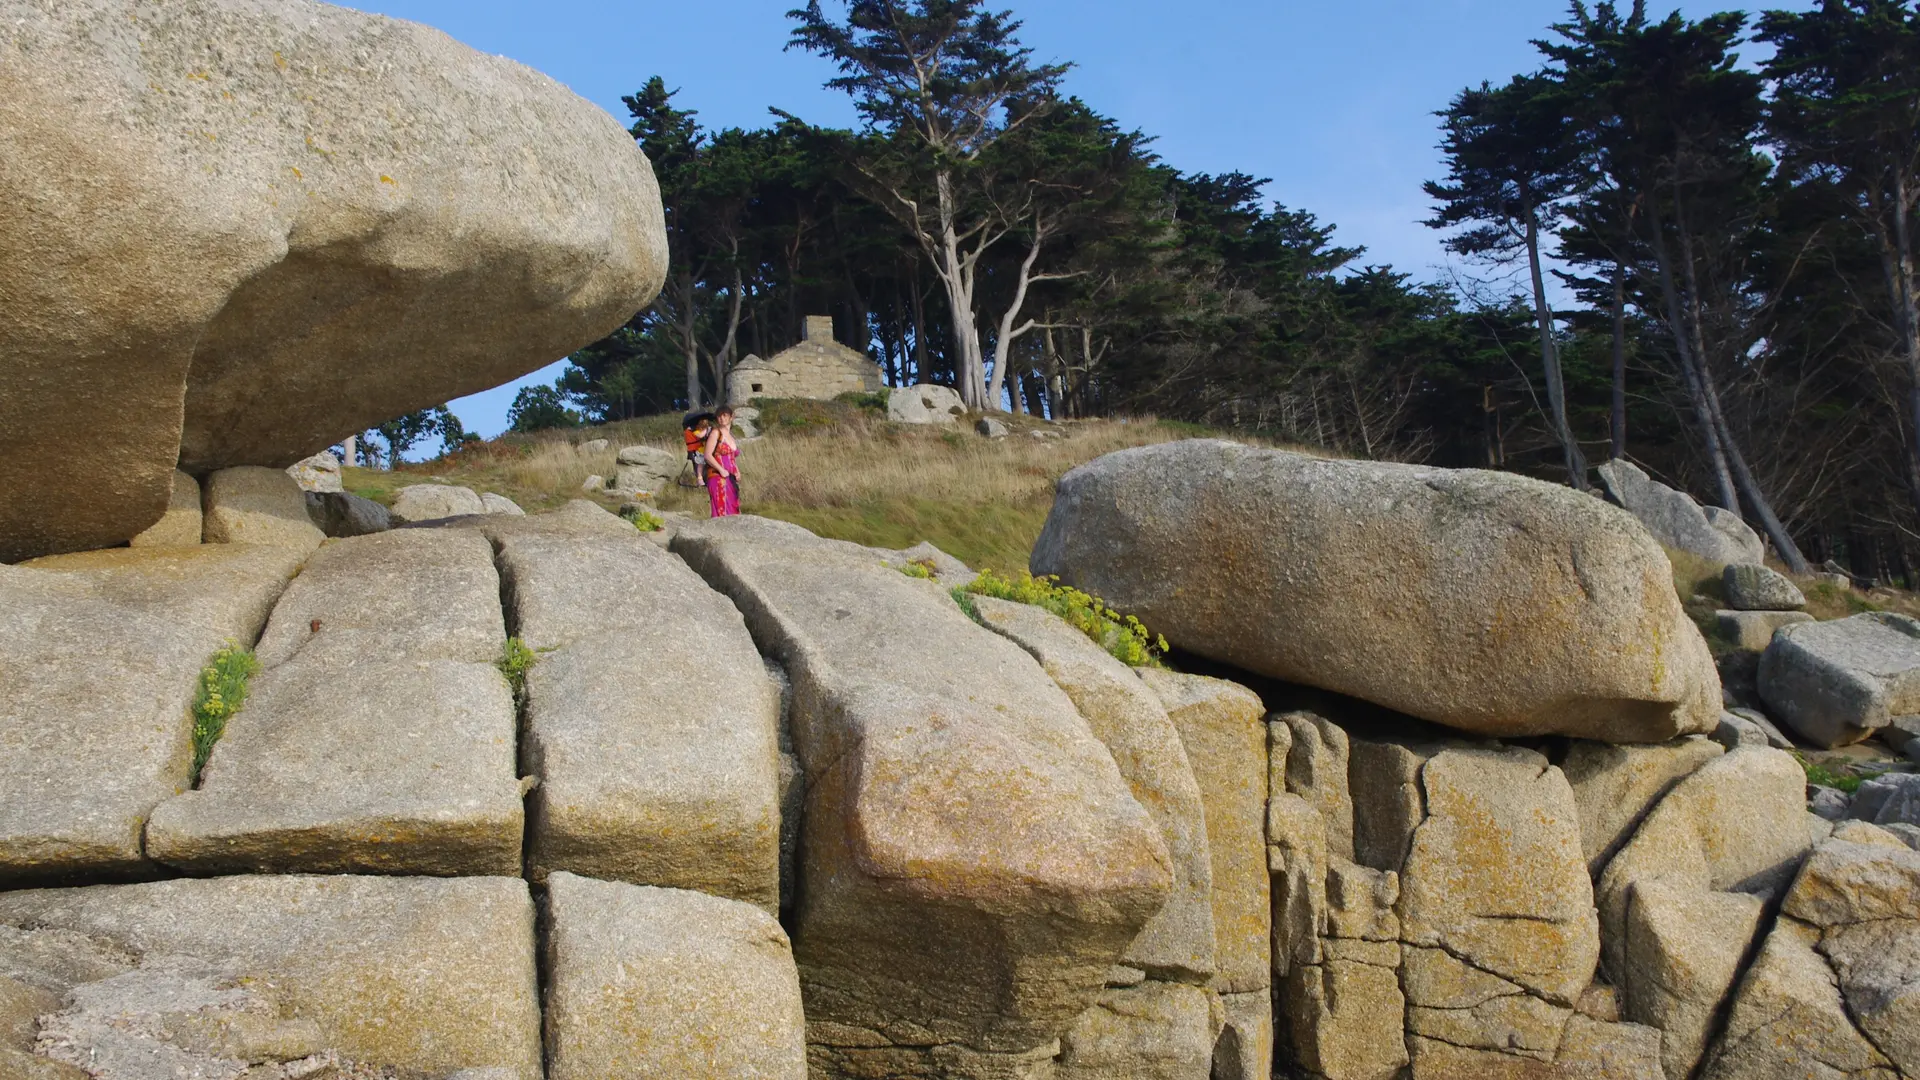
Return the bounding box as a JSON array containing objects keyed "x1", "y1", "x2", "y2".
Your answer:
[{"x1": 706, "y1": 437, "x2": 740, "y2": 517}]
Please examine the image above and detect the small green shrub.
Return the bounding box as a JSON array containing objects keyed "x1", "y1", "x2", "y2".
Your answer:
[
  {"x1": 963, "y1": 569, "x2": 1170, "y2": 667},
  {"x1": 619, "y1": 505, "x2": 664, "y2": 532},
  {"x1": 950, "y1": 586, "x2": 979, "y2": 620},
  {"x1": 191, "y1": 642, "x2": 260, "y2": 785},
  {"x1": 897, "y1": 558, "x2": 936, "y2": 580},
  {"x1": 498, "y1": 637, "x2": 539, "y2": 704},
  {"x1": 835, "y1": 389, "x2": 891, "y2": 413},
  {"x1": 1796, "y1": 752, "x2": 1865, "y2": 794}
]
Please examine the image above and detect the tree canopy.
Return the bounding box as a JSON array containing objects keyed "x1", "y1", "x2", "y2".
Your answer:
[{"x1": 519, "y1": 0, "x2": 1920, "y2": 584}]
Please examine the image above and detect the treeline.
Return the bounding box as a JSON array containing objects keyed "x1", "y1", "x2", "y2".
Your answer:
[{"x1": 535, "y1": 0, "x2": 1919, "y2": 582}]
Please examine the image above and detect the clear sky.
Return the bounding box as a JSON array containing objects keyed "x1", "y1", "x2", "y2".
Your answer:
[{"x1": 341, "y1": 0, "x2": 1800, "y2": 439}]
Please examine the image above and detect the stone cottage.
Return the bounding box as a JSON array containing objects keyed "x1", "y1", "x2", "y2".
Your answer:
[{"x1": 726, "y1": 315, "x2": 886, "y2": 407}]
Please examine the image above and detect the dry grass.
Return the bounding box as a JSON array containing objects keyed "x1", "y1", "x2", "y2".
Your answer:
[
  {"x1": 345, "y1": 406, "x2": 1236, "y2": 572},
  {"x1": 342, "y1": 439, "x2": 623, "y2": 515},
  {"x1": 1667, "y1": 544, "x2": 1920, "y2": 656}
]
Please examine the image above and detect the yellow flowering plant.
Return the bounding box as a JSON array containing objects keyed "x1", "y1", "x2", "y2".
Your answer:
[
  {"x1": 190, "y1": 642, "x2": 260, "y2": 785},
  {"x1": 962, "y1": 569, "x2": 1170, "y2": 668}
]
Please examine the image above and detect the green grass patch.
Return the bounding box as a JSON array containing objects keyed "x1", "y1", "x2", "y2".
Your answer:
[
  {"x1": 754, "y1": 496, "x2": 1050, "y2": 574},
  {"x1": 897, "y1": 559, "x2": 935, "y2": 580},
  {"x1": 752, "y1": 397, "x2": 879, "y2": 431},
  {"x1": 1803, "y1": 580, "x2": 1886, "y2": 620},
  {"x1": 950, "y1": 586, "x2": 979, "y2": 620},
  {"x1": 498, "y1": 637, "x2": 539, "y2": 705},
  {"x1": 1795, "y1": 751, "x2": 1866, "y2": 794},
  {"x1": 191, "y1": 642, "x2": 260, "y2": 786},
  {"x1": 834, "y1": 389, "x2": 891, "y2": 412},
  {"x1": 963, "y1": 569, "x2": 1170, "y2": 668}
]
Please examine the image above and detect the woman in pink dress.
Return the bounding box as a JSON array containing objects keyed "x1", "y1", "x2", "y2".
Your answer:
[{"x1": 704, "y1": 406, "x2": 742, "y2": 517}]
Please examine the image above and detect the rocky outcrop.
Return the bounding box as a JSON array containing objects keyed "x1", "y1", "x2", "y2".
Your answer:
[
  {"x1": 0, "y1": 875, "x2": 544, "y2": 1078},
  {"x1": 673, "y1": 517, "x2": 1170, "y2": 1074},
  {"x1": 1596, "y1": 459, "x2": 1766, "y2": 566},
  {"x1": 1760, "y1": 612, "x2": 1920, "y2": 747},
  {"x1": 0, "y1": 0, "x2": 667, "y2": 562},
  {"x1": 0, "y1": 545, "x2": 303, "y2": 883},
  {"x1": 1596, "y1": 747, "x2": 1813, "y2": 1078},
  {"x1": 498, "y1": 518, "x2": 782, "y2": 910},
  {"x1": 1703, "y1": 828, "x2": 1920, "y2": 1079},
  {"x1": 541, "y1": 873, "x2": 807, "y2": 1079},
  {"x1": 973, "y1": 597, "x2": 1217, "y2": 981},
  {"x1": 1563, "y1": 737, "x2": 1725, "y2": 877},
  {"x1": 1700, "y1": 915, "x2": 1898, "y2": 1080},
  {"x1": 1399, "y1": 747, "x2": 1599, "y2": 1011},
  {"x1": 1032, "y1": 441, "x2": 1721, "y2": 741},
  {"x1": 1141, "y1": 670, "x2": 1271, "y2": 997},
  {"x1": 888, "y1": 383, "x2": 967, "y2": 424},
  {"x1": 146, "y1": 530, "x2": 523, "y2": 875},
  {"x1": 1053, "y1": 979, "x2": 1219, "y2": 1080},
  {"x1": 4, "y1": 492, "x2": 1908, "y2": 1079}
]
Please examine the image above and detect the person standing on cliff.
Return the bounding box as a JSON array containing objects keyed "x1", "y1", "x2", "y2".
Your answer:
[{"x1": 704, "y1": 406, "x2": 742, "y2": 518}]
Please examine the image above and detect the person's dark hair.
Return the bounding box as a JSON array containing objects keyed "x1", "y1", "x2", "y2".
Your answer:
[{"x1": 715, "y1": 405, "x2": 735, "y2": 419}]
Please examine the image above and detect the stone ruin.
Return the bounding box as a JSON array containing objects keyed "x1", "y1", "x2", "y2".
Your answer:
[{"x1": 726, "y1": 316, "x2": 888, "y2": 407}]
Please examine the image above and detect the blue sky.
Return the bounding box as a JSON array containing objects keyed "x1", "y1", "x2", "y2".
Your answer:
[{"x1": 344, "y1": 0, "x2": 1800, "y2": 438}]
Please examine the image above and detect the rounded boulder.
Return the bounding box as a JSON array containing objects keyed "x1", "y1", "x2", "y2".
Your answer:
[
  {"x1": 1031, "y1": 440, "x2": 1721, "y2": 741},
  {"x1": 0, "y1": 0, "x2": 667, "y2": 562}
]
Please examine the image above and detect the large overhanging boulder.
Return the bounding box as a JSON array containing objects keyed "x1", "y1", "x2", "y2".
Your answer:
[
  {"x1": 1031, "y1": 440, "x2": 1722, "y2": 742},
  {"x1": 0, "y1": 0, "x2": 668, "y2": 562}
]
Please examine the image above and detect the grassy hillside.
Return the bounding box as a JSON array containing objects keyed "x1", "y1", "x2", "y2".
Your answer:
[{"x1": 344, "y1": 401, "x2": 1223, "y2": 573}]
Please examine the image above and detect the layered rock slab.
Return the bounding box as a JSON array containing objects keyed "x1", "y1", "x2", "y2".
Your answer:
[
  {"x1": 0, "y1": 874, "x2": 543, "y2": 1079},
  {"x1": 1031, "y1": 440, "x2": 1720, "y2": 741},
  {"x1": 542, "y1": 873, "x2": 807, "y2": 1080},
  {"x1": 492, "y1": 517, "x2": 781, "y2": 909},
  {"x1": 672, "y1": 516, "x2": 1170, "y2": 1069},
  {"x1": 1052, "y1": 980, "x2": 1218, "y2": 1080},
  {"x1": 1139, "y1": 668, "x2": 1272, "y2": 996},
  {"x1": 1759, "y1": 612, "x2": 1920, "y2": 747},
  {"x1": 1562, "y1": 737, "x2": 1724, "y2": 877},
  {"x1": 1596, "y1": 747, "x2": 1814, "y2": 1078},
  {"x1": 1775, "y1": 831, "x2": 1920, "y2": 1078},
  {"x1": 973, "y1": 597, "x2": 1217, "y2": 982},
  {"x1": 0, "y1": 545, "x2": 302, "y2": 883},
  {"x1": 146, "y1": 530, "x2": 522, "y2": 875},
  {"x1": 0, "y1": 0, "x2": 668, "y2": 561},
  {"x1": 1700, "y1": 915, "x2": 1898, "y2": 1080},
  {"x1": 1398, "y1": 747, "x2": 1599, "y2": 1008}
]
